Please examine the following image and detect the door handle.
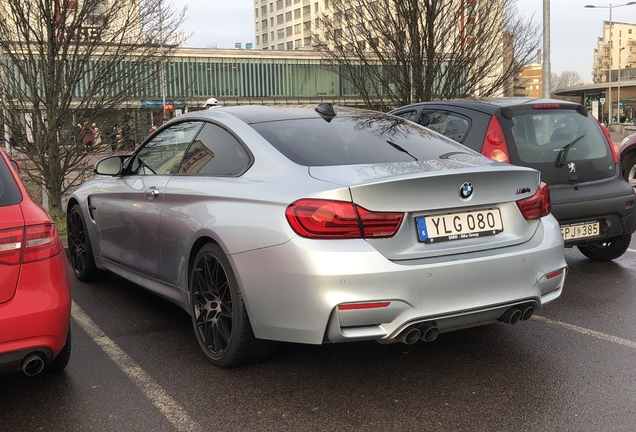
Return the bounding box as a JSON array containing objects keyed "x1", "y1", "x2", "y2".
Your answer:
[{"x1": 145, "y1": 187, "x2": 160, "y2": 199}]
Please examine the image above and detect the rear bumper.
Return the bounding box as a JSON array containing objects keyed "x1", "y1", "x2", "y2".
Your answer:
[
  {"x1": 232, "y1": 215, "x2": 567, "y2": 345},
  {"x1": 0, "y1": 252, "x2": 71, "y2": 374}
]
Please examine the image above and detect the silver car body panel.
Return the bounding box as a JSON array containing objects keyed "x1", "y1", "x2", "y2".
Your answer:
[{"x1": 69, "y1": 107, "x2": 567, "y2": 346}]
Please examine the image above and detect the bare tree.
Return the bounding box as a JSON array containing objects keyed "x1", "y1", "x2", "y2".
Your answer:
[
  {"x1": 0, "y1": 0, "x2": 186, "y2": 219},
  {"x1": 313, "y1": 0, "x2": 540, "y2": 111},
  {"x1": 551, "y1": 70, "x2": 583, "y2": 93}
]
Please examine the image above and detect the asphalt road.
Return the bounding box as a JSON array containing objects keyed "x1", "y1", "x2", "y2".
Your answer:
[{"x1": 2, "y1": 244, "x2": 636, "y2": 432}]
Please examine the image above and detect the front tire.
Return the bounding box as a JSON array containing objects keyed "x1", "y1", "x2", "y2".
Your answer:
[
  {"x1": 189, "y1": 243, "x2": 276, "y2": 368},
  {"x1": 67, "y1": 204, "x2": 109, "y2": 281},
  {"x1": 622, "y1": 153, "x2": 636, "y2": 193},
  {"x1": 578, "y1": 234, "x2": 632, "y2": 261}
]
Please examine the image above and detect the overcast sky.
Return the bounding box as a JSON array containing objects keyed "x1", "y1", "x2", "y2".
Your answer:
[{"x1": 181, "y1": 0, "x2": 636, "y2": 83}]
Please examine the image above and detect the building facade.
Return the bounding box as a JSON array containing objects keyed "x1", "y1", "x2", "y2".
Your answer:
[
  {"x1": 592, "y1": 20, "x2": 636, "y2": 83},
  {"x1": 254, "y1": 0, "x2": 324, "y2": 50}
]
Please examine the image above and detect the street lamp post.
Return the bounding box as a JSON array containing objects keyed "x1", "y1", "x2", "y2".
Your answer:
[
  {"x1": 585, "y1": 2, "x2": 636, "y2": 124},
  {"x1": 619, "y1": 46, "x2": 625, "y2": 121}
]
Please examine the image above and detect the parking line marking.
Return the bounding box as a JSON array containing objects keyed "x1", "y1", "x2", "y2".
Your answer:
[
  {"x1": 533, "y1": 315, "x2": 636, "y2": 349},
  {"x1": 71, "y1": 301, "x2": 202, "y2": 432},
  {"x1": 627, "y1": 248, "x2": 636, "y2": 253}
]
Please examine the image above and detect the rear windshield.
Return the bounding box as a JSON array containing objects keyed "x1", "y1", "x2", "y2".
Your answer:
[
  {"x1": 510, "y1": 109, "x2": 607, "y2": 164},
  {"x1": 0, "y1": 157, "x2": 22, "y2": 207},
  {"x1": 250, "y1": 114, "x2": 475, "y2": 166}
]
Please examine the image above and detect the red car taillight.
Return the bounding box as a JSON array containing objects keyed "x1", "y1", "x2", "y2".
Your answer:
[
  {"x1": 516, "y1": 182, "x2": 551, "y2": 220},
  {"x1": 286, "y1": 199, "x2": 404, "y2": 239},
  {"x1": 0, "y1": 227, "x2": 23, "y2": 265},
  {"x1": 0, "y1": 223, "x2": 61, "y2": 265},
  {"x1": 597, "y1": 119, "x2": 621, "y2": 164},
  {"x1": 481, "y1": 116, "x2": 510, "y2": 163}
]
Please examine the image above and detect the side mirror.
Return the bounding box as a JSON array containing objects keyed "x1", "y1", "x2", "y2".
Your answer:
[
  {"x1": 95, "y1": 156, "x2": 124, "y2": 176},
  {"x1": 9, "y1": 159, "x2": 20, "y2": 174}
]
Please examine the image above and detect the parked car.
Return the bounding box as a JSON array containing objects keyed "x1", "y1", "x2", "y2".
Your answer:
[
  {"x1": 0, "y1": 149, "x2": 72, "y2": 376},
  {"x1": 619, "y1": 132, "x2": 636, "y2": 192},
  {"x1": 67, "y1": 104, "x2": 567, "y2": 368},
  {"x1": 391, "y1": 98, "x2": 636, "y2": 261}
]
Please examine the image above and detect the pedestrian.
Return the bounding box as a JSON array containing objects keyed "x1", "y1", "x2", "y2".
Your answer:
[
  {"x1": 109, "y1": 125, "x2": 121, "y2": 151},
  {"x1": 120, "y1": 118, "x2": 135, "y2": 151},
  {"x1": 81, "y1": 122, "x2": 95, "y2": 152},
  {"x1": 204, "y1": 97, "x2": 222, "y2": 109}
]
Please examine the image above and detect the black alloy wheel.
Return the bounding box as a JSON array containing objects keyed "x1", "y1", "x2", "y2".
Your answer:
[
  {"x1": 67, "y1": 204, "x2": 106, "y2": 281},
  {"x1": 189, "y1": 243, "x2": 277, "y2": 368},
  {"x1": 578, "y1": 234, "x2": 632, "y2": 262}
]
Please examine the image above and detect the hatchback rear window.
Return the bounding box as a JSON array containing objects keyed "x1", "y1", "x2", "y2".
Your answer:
[
  {"x1": 250, "y1": 115, "x2": 472, "y2": 166},
  {"x1": 510, "y1": 110, "x2": 607, "y2": 164},
  {"x1": 0, "y1": 157, "x2": 22, "y2": 207}
]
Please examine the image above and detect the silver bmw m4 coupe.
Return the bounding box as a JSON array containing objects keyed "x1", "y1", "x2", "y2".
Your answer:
[{"x1": 67, "y1": 104, "x2": 567, "y2": 367}]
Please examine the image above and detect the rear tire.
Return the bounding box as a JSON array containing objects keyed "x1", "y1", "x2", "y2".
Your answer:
[
  {"x1": 622, "y1": 153, "x2": 636, "y2": 193},
  {"x1": 45, "y1": 328, "x2": 71, "y2": 373},
  {"x1": 189, "y1": 243, "x2": 277, "y2": 368},
  {"x1": 578, "y1": 234, "x2": 632, "y2": 261},
  {"x1": 67, "y1": 204, "x2": 110, "y2": 281}
]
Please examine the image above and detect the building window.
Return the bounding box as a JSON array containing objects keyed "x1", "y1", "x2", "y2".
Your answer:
[
  {"x1": 304, "y1": 36, "x2": 311, "y2": 46},
  {"x1": 276, "y1": 0, "x2": 283, "y2": 10},
  {"x1": 286, "y1": 26, "x2": 292, "y2": 36},
  {"x1": 303, "y1": 21, "x2": 311, "y2": 31},
  {"x1": 262, "y1": 19, "x2": 267, "y2": 29},
  {"x1": 270, "y1": 17, "x2": 274, "y2": 26},
  {"x1": 256, "y1": 22, "x2": 260, "y2": 30},
  {"x1": 287, "y1": 41, "x2": 293, "y2": 49},
  {"x1": 278, "y1": 28, "x2": 285, "y2": 38},
  {"x1": 294, "y1": 8, "x2": 300, "y2": 19},
  {"x1": 277, "y1": 14, "x2": 284, "y2": 24},
  {"x1": 294, "y1": 0, "x2": 300, "y2": 3},
  {"x1": 262, "y1": 33, "x2": 268, "y2": 43},
  {"x1": 315, "y1": 18, "x2": 319, "y2": 28},
  {"x1": 294, "y1": 24, "x2": 301, "y2": 34},
  {"x1": 278, "y1": 43, "x2": 285, "y2": 50},
  {"x1": 324, "y1": 0, "x2": 329, "y2": 8},
  {"x1": 285, "y1": 0, "x2": 292, "y2": 5},
  {"x1": 271, "y1": 31, "x2": 274, "y2": 40},
  {"x1": 303, "y1": 5, "x2": 310, "y2": 16},
  {"x1": 285, "y1": 11, "x2": 292, "y2": 21},
  {"x1": 270, "y1": 3, "x2": 273, "y2": 12},
  {"x1": 315, "y1": 2, "x2": 319, "y2": 12},
  {"x1": 255, "y1": 8, "x2": 259, "y2": 17},
  {"x1": 295, "y1": 38, "x2": 301, "y2": 48},
  {"x1": 256, "y1": 35, "x2": 260, "y2": 45},
  {"x1": 261, "y1": 5, "x2": 267, "y2": 15}
]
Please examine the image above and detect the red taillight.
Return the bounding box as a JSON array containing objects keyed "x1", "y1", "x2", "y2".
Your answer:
[
  {"x1": 285, "y1": 199, "x2": 404, "y2": 239},
  {"x1": 23, "y1": 224, "x2": 62, "y2": 263},
  {"x1": 481, "y1": 116, "x2": 510, "y2": 163},
  {"x1": 533, "y1": 104, "x2": 560, "y2": 109},
  {"x1": 0, "y1": 228, "x2": 23, "y2": 265},
  {"x1": 546, "y1": 268, "x2": 565, "y2": 280},
  {"x1": 516, "y1": 182, "x2": 551, "y2": 220},
  {"x1": 596, "y1": 118, "x2": 620, "y2": 163},
  {"x1": 338, "y1": 302, "x2": 391, "y2": 310},
  {"x1": 0, "y1": 224, "x2": 61, "y2": 265}
]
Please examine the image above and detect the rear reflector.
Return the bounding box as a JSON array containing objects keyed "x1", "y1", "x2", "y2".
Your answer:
[
  {"x1": 286, "y1": 199, "x2": 403, "y2": 239},
  {"x1": 338, "y1": 302, "x2": 391, "y2": 310},
  {"x1": 516, "y1": 183, "x2": 551, "y2": 220},
  {"x1": 546, "y1": 268, "x2": 565, "y2": 280},
  {"x1": 533, "y1": 104, "x2": 560, "y2": 109}
]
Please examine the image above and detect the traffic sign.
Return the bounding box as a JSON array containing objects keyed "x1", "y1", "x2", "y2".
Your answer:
[{"x1": 600, "y1": 97, "x2": 605, "y2": 103}]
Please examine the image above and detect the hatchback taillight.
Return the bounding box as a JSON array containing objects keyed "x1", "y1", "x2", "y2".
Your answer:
[
  {"x1": 481, "y1": 116, "x2": 510, "y2": 163},
  {"x1": 597, "y1": 119, "x2": 621, "y2": 163},
  {"x1": 286, "y1": 199, "x2": 404, "y2": 239},
  {"x1": 516, "y1": 183, "x2": 551, "y2": 220},
  {"x1": 0, "y1": 223, "x2": 61, "y2": 265}
]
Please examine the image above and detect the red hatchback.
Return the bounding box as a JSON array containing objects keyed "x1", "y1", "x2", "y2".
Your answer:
[{"x1": 0, "y1": 148, "x2": 71, "y2": 376}]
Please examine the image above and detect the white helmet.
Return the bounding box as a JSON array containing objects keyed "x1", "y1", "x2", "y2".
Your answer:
[{"x1": 204, "y1": 97, "x2": 218, "y2": 107}]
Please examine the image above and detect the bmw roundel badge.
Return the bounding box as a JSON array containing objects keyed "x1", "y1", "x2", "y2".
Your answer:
[{"x1": 459, "y1": 182, "x2": 473, "y2": 199}]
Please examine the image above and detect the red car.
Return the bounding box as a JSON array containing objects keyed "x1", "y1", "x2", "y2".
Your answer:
[
  {"x1": 619, "y1": 132, "x2": 636, "y2": 192},
  {"x1": 0, "y1": 148, "x2": 72, "y2": 376}
]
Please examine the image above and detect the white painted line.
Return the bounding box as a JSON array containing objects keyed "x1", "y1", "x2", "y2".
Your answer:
[
  {"x1": 627, "y1": 248, "x2": 636, "y2": 253},
  {"x1": 533, "y1": 315, "x2": 636, "y2": 350},
  {"x1": 71, "y1": 301, "x2": 202, "y2": 432}
]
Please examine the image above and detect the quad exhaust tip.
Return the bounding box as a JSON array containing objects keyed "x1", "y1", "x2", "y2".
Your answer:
[{"x1": 498, "y1": 305, "x2": 535, "y2": 325}]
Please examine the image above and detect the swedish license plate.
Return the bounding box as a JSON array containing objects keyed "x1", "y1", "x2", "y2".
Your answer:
[
  {"x1": 416, "y1": 208, "x2": 503, "y2": 243},
  {"x1": 560, "y1": 221, "x2": 600, "y2": 240}
]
